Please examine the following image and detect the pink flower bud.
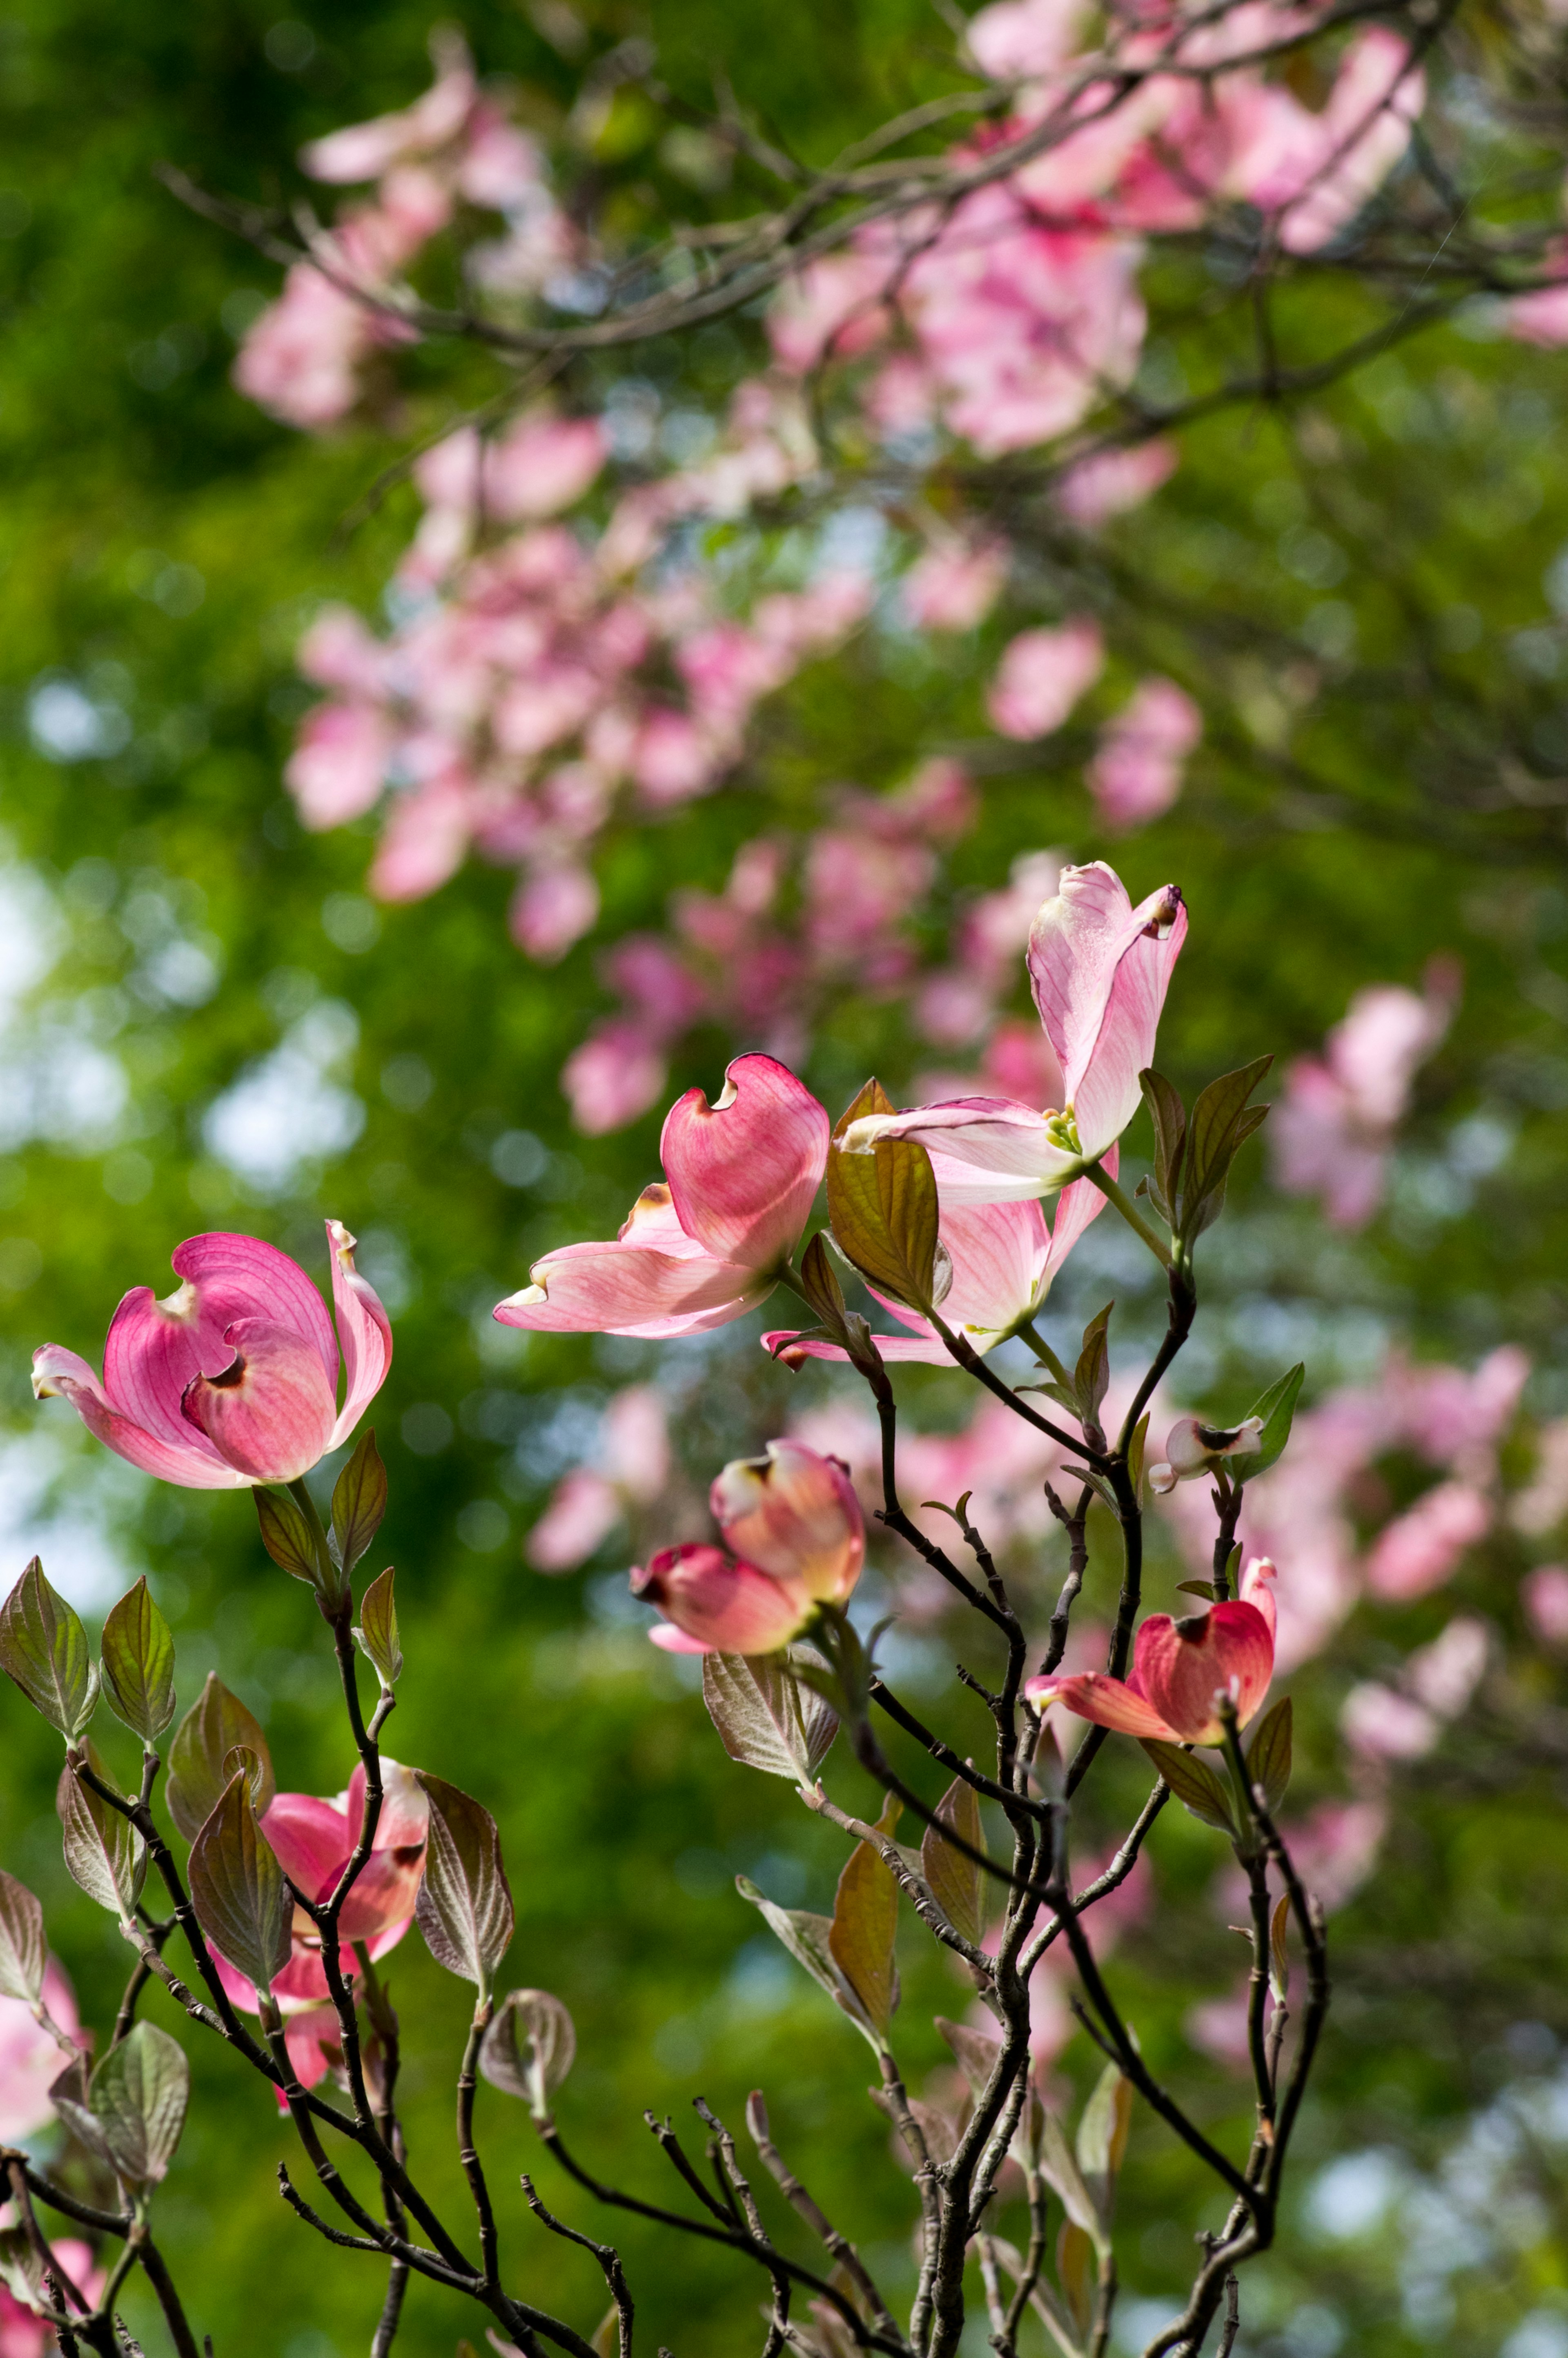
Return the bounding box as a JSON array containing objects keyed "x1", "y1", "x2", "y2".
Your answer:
[
  {"x1": 631, "y1": 1544, "x2": 813, "y2": 1657},
  {"x1": 709, "y1": 1440, "x2": 864, "y2": 1604}
]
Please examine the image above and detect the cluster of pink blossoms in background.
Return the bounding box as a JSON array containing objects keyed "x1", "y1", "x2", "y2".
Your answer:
[{"x1": 227, "y1": 8, "x2": 1430, "y2": 1132}]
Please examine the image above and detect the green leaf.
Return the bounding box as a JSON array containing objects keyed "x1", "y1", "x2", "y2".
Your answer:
[
  {"x1": 1075, "y1": 2061, "x2": 1133, "y2": 2228},
  {"x1": 57, "y1": 1757, "x2": 146, "y2": 1923},
  {"x1": 1126, "y1": 1411, "x2": 1150, "y2": 1498},
  {"x1": 0, "y1": 1559, "x2": 96, "y2": 1741},
  {"x1": 826, "y1": 1079, "x2": 940, "y2": 1310},
  {"x1": 0, "y1": 1869, "x2": 46, "y2": 2004},
  {"x1": 828, "y1": 1796, "x2": 900, "y2": 2038},
  {"x1": 935, "y1": 2015, "x2": 1002, "y2": 2097},
  {"x1": 1269, "y1": 1891, "x2": 1291, "y2": 2004},
  {"x1": 166, "y1": 1674, "x2": 275, "y2": 1841},
  {"x1": 1245, "y1": 1696, "x2": 1293, "y2": 1815},
  {"x1": 1138, "y1": 1739, "x2": 1238, "y2": 1837},
  {"x1": 187, "y1": 1770, "x2": 292, "y2": 1994},
  {"x1": 1074, "y1": 1304, "x2": 1113, "y2": 1422},
  {"x1": 253, "y1": 1486, "x2": 318, "y2": 1585},
  {"x1": 1039, "y1": 2109, "x2": 1100, "y2": 2239},
  {"x1": 414, "y1": 1772, "x2": 514, "y2": 1992},
  {"x1": 702, "y1": 1650, "x2": 838, "y2": 1783},
  {"x1": 332, "y1": 1429, "x2": 388, "y2": 1580},
  {"x1": 736, "y1": 1875, "x2": 880, "y2": 2050},
  {"x1": 479, "y1": 1988, "x2": 577, "y2": 2124},
  {"x1": 1179, "y1": 1055, "x2": 1273, "y2": 1241},
  {"x1": 354, "y1": 1566, "x2": 402, "y2": 1690},
  {"x1": 1175, "y1": 1579, "x2": 1217, "y2": 1601},
  {"x1": 920, "y1": 1773, "x2": 985, "y2": 1947},
  {"x1": 1057, "y1": 2216, "x2": 1096, "y2": 2337},
  {"x1": 74, "y1": 2021, "x2": 189, "y2": 2191},
  {"x1": 100, "y1": 1577, "x2": 176, "y2": 1745},
  {"x1": 1228, "y1": 1364, "x2": 1305, "y2": 1484},
  {"x1": 1138, "y1": 1068, "x2": 1186, "y2": 1223},
  {"x1": 797, "y1": 1229, "x2": 852, "y2": 1344}
]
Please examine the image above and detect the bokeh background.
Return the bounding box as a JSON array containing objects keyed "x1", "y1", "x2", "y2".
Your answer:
[{"x1": 2, "y1": 3, "x2": 1568, "y2": 2354}]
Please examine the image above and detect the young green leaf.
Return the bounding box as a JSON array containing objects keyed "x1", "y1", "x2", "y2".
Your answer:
[
  {"x1": 253, "y1": 1486, "x2": 319, "y2": 1586},
  {"x1": 1074, "y1": 1305, "x2": 1113, "y2": 1422},
  {"x1": 796, "y1": 1230, "x2": 853, "y2": 1348},
  {"x1": 1178, "y1": 1055, "x2": 1273, "y2": 1241},
  {"x1": 84, "y1": 2021, "x2": 189, "y2": 2190},
  {"x1": 935, "y1": 2015, "x2": 1002, "y2": 2098},
  {"x1": 166, "y1": 1674, "x2": 275, "y2": 1841},
  {"x1": 1039, "y1": 2109, "x2": 1100, "y2": 2240},
  {"x1": 1126, "y1": 1411, "x2": 1150, "y2": 1498},
  {"x1": 735, "y1": 1876, "x2": 880, "y2": 2050},
  {"x1": 702, "y1": 1650, "x2": 838, "y2": 1784},
  {"x1": 57, "y1": 1759, "x2": 146, "y2": 1923},
  {"x1": 1057, "y1": 2216, "x2": 1096, "y2": 2337},
  {"x1": 921, "y1": 1773, "x2": 985, "y2": 1947},
  {"x1": 828, "y1": 1798, "x2": 901, "y2": 2040},
  {"x1": 100, "y1": 1576, "x2": 176, "y2": 1745},
  {"x1": 354, "y1": 1567, "x2": 402, "y2": 1690},
  {"x1": 414, "y1": 1772, "x2": 514, "y2": 1992},
  {"x1": 1244, "y1": 1696, "x2": 1293, "y2": 1815},
  {"x1": 331, "y1": 1429, "x2": 388, "y2": 1580},
  {"x1": 826, "y1": 1079, "x2": 939, "y2": 1310},
  {"x1": 1138, "y1": 1739, "x2": 1238, "y2": 1837},
  {"x1": 1175, "y1": 1579, "x2": 1217, "y2": 1602},
  {"x1": 187, "y1": 1770, "x2": 292, "y2": 1994},
  {"x1": 1269, "y1": 1891, "x2": 1291, "y2": 2004},
  {"x1": 0, "y1": 1559, "x2": 96, "y2": 1742},
  {"x1": 1227, "y1": 1363, "x2": 1305, "y2": 1484},
  {"x1": 1075, "y1": 2061, "x2": 1133, "y2": 2228},
  {"x1": 0, "y1": 1870, "x2": 46, "y2": 2005},
  {"x1": 1139, "y1": 1068, "x2": 1187, "y2": 1224},
  {"x1": 479, "y1": 1988, "x2": 577, "y2": 2125}
]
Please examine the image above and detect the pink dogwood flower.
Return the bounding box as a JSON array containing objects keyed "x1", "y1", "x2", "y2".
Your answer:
[
  {"x1": 0, "y1": 2238, "x2": 104, "y2": 2355},
  {"x1": 631, "y1": 1544, "x2": 816, "y2": 1656},
  {"x1": 709, "y1": 1440, "x2": 864, "y2": 1603},
  {"x1": 33, "y1": 1224, "x2": 392, "y2": 1489},
  {"x1": 527, "y1": 1386, "x2": 670, "y2": 1573},
  {"x1": 209, "y1": 1761, "x2": 428, "y2": 2090},
  {"x1": 0, "y1": 1961, "x2": 84, "y2": 2141},
  {"x1": 987, "y1": 619, "x2": 1105, "y2": 741},
  {"x1": 495, "y1": 1054, "x2": 830, "y2": 1339},
  {"x1": 1025, "y1": 1557, "x2": 1277, "y2": 1745},
  {"x1": 766, "y1": 1165, "x2": 1111, "y2": 1365},
  {"x1": 841, "y1": 861, "x2": 1186, "y2": 1200},
  {"x1": 1148, "y1": 1412, "x2": 1265, "y2": 1495},
  {"x1": 1088, "y1": 677, "x2": 1202, "y2": 833}
]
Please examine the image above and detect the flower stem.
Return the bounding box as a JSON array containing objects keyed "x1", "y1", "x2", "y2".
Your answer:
[{"x1": 1082, "y1": 1162, "x2": 1173, "y2": 1270}]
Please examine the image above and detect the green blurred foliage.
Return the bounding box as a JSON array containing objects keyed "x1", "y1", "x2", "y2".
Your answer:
[{"x1": 0, "y1": 1, "x2": 1565, "y2": 2355}]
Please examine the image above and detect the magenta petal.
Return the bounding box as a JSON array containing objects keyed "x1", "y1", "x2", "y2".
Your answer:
[
  {"x1": 648, "y1": 1624, "x2": 714, "y2": 1654},
  {"x1": 496, "y1": 1238, "x2": 766, "y2": 1339},
  {"x1": 32, "y1": 1346, "x2": 251, "y2": 1490},
  {"x1": 1133, "y1": 1601, "x2": 1274, "y2": 1744},
  {"x1": 325, "y1": 1220, "x2": 393, "y2": 1450},
  {"x1": 262, "y1": 1795, "x2": 351, "y2": 1904},
  {"x1": 762, "y1": 1329, "x2": 947, "y2": 1366},
  {"x1": 180, "y1": 1318, "x2": 339, "y2": 1483},
  {"x1": 173, "y1": 1232, "x2": 339, "y2": 1388},
  {"x1": 1027, "y1": 865, "x2": 1187, "y2": 1161},
  {"x1": 660, "y1": 1054, "x2": 829, "y2": 1270},
  {"x1": 1023, "y1": 1670, "x2": 1177, "y2": 1740},
  {"x1": 632, "y1": 1543, "x2": 813, "y2": 1653}
]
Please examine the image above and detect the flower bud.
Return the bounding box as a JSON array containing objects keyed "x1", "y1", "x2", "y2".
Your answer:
[
  {"x1": 709, "y1": 1440, "x2": 864, "y2": 1604},
  {"x1": 630, "y1": 1544, "x2": 813, "y2": 1657},
  {"x1": 1147, "y1": 1413, "x2": 1265, "y2": 1495}
]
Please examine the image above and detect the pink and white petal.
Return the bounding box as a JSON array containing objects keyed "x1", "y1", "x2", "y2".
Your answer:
[
  {"x1": 842, "y1": 1098, "x2": 1084, "y2": 1202},
  {"x1": 1023, "y1": 1671, "x2": 1177, "y2": 1740},
  {"x1": 648, "y1": 1624, "x2": 715, "y2": 1654},
  {"x1": 1237, "y1": 1556, "x2": 1278, "y2": 1646},
  {"x1": 325, "y1": 1220, "x2": 394, "y2": 1450},
  {"x1": 32, "y1": 1346, "x2": 249, "y2": 1490},
  {"x1": 933, "y1": 1198, "x2": 1052, "y2": 1341},
  {"x1": 1027, "y1": 867, "x2": 1186, "y2": 1159},
  {"x1": 171, "y1": 1233, "x2": 339, "y2": 1389},
  {"x1": 494, "y1": 1239, "x2": 766, "y2": 1339},
  {"x1": 101, "y1": 1284, "x2": 241, "y2": 1458},
  {"x1": 661, "y1": 1054, "x2": 830, "y2": 1269},
  {"x1": 337, "y1": 1846, "x2": 425, "y2": 1943},
  {"x1": 1042, "y1": 1149, "x2": 1116, "y2": 1285},
  {"x1": 763, "y1": 1329, "x2": 949, "y2": 1367},
  {"x1": 261, "y1": 1795, "x2": 352, "y2": 1903},
  {"x1": 180, "y1": 1318, "x2": 339, "y2": 1484}
]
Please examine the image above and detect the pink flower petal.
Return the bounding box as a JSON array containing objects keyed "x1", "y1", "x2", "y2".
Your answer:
[
  {"x1": 263, "y1": 1795, "x2": 352, "y2": 1903},
  {"x1": 1132, "y1": 1600, "x2": 1274, "y2": 1744},
  {"x1": 1023, "y1": 1670, "x2": 1178, "y2": 1740},
  {"x1": 180, "y1": 1318, "x2": 340, "y2": 1484},
  {"x1": 325, "y1": 1220, "x2": 393, "y2": 1452},
  {"x1": 660, "y1": 1053, "x2": 829, "y2": 1270},
  {"x1": 842, "y1": 1096, "x2": 1084, "y2": 1202},
  {"x1": 1027, "y1": 863, "x2": 1187, "y2": 1161},
  {"x1": 709, "y1": 1440, "x2": 864, "y2": 1604},
  {"x1": 31, "y1": 1346, "x2": 250, "y2": 1489}
]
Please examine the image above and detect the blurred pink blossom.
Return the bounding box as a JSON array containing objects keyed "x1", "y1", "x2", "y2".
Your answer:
[
  {"x1": 1056, "y1": 439, "x2": 1178, "y2": 526},
  {"x1": 1365, "y1": 1479, "x2": 1490, "y2": 1602},
  {"x1": 903, "y1": 540, "x2": 1008, "y2": 631},
  {"x1": 1523, "y1": 1564, "x2": 1568, "y2": 1648},
  {"x1": 987, "y1": 619, "x2": 1105, "y2": 740},
  {"x1": 1271, "y1": 965, "x2": 1459, "y2": 1227},
  {"x1": 528, "y1": 1386, "x2": 670, "y2": 1572},
  {"x1": 1087, "y1": 676, "x2": 1201, "y2": 831}
]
